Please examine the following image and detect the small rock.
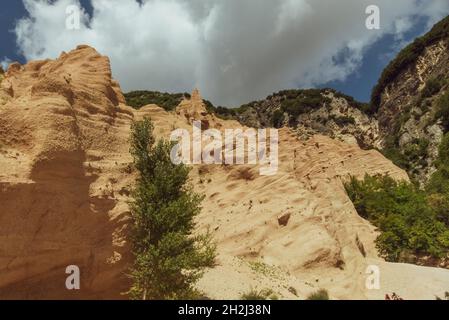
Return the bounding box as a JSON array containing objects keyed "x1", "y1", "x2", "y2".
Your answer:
[{"x1": 277, "y1": 213, "x2": 291, "y2": 226}]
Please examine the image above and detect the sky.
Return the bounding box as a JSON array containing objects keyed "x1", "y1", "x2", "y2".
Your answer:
[{"x1": 1, "y1": 0, "x2": 448, "y2": 107}]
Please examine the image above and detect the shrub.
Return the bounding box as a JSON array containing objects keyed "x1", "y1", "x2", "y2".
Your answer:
[
  {"x1": 128, "y1": 117, "x2": 216, "y2": 300},
  {"x1": 381, "y1": 147, "x2": 410, "y2": 171},
  {"x1": 241, "y1": 288, "x2": 278, "y2": 300},
  {"x1": 288, "y1": 286, "x2": 298, "y2": 296},
  {"x1": 307, "y1": 289, "x2": 329, "y2": 300},
  {"x1": 203, "y1": 99, "x2": 239, "y2": 120},
  {"x1": 124, "y1": 91, "x2": 189, "y2": 111},
  {"x1": 436, "y1": 292, "x2": 449, "y2": 300},
  {"x1": 435, "y1": 91, "x2": 449, "y2": 132},
  {"x1": 403, "y1": 138, "x2": 429, "y2": 162},
  {"x1": 422, "y1": 77, "x2": 444, "y2": 99},
  {"x1": 381, "y1": 137, "x2": 429, "y2": 174},
  {"x1": 272, "y1": 109, "x2": 285, "y2": 128}
]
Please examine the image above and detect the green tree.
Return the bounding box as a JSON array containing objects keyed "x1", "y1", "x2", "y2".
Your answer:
[{"x1": 128, "y1": 117, "x2": 216, "y2": 300}]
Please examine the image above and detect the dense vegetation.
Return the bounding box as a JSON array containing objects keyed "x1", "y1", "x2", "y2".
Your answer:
[
  {"x1": 345, "y1": 133, "x2": 449, "y2": 263},
  {"x1": 382, "y1": 137, "x2": 430, "y2": 175},
  {"x1": 203, "y1": 99, "x2": 242, "y2": 120},
  {"x1": 238, "y1": 88, "x2": 368, "y2": 128},
  {"x1": 371, "y1": 15, "x2": 449, "y2": 112},
  {"x1": 124, "y1": 87, "x2": 369, "y2": 128},
  {"x1": 128, "y1": 118, "x2": 216, "y2": 299},
  {"x1": 124, "y1": 90, "x2": 190, "y2": 111},
  {"x1": 280, "y1": 89, "x2": 331, "y2": 121},
  {"x1": 124, "y1": 90, "x2": 240, "y2": 120}
]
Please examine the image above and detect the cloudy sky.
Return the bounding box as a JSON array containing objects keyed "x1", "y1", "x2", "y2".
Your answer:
[{"x1": 1, "y1": 0, "x2": 449, "y2": 106}]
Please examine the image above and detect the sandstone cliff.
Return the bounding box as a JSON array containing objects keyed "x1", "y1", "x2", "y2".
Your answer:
[{"x1": 0, "y1": 45, "x2": 134, "y2": 299}]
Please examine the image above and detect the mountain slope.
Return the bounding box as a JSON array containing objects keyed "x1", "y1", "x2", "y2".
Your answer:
[
  {"x1": 375, "y1": 15, "x2": 449, "y2": 184},
  {"x1": 234, "y1": 89, "x2": 377, "y2": 149}
]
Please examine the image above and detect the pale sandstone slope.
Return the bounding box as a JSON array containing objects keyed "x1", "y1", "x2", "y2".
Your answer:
[
  {"x1": 0, "y1": 46, "x2": 448, "y2": 299},
  {"x1": 0, "y1": 45, "x2": 135, "y2": 299}
]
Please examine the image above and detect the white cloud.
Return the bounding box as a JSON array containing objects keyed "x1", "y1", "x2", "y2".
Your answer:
[
  {"x1": 1, "y1": 57, "x2": 12, "y2": 71},
  {"x1": 14, "y1": 0, "x2": 449, "y2": 105}
]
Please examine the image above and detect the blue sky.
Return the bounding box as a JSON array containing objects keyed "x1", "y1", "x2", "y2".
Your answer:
[
  {"x1": 320, "y1": 15, "x2": 431, "y2": 101},
  {"x1": 0, "y1": 1, "x2": 91, "y2": 66},
  {"x1": 0, "y1": 0, "x2": 93, "y2": 66},
  {"x1": 1, "y1": 1, "x2": 448, "y2": 105}
]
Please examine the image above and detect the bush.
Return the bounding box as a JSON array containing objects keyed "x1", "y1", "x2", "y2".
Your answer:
[
  {"x1": 272, "y1": 109, "x2": 285, "y2": 128},
  {"x1": 345, "y1": 174, "x2": 449, "y2": 262},
  {"x1": 241, "y1": 288, "x2": 278, "y2": 300},
  {"x1": 203, "y1": 99, "x2": 239, "y2": 120},
  {"x1": 307, "y1": 289, "x2": 329, "y2": 300},
  {"x1": 381, "y1": 147, "x2": 410, "y2": 171},
  {"x1": 422, "y1": 77, "x2": 444, "y2": 99},
  {"x1": 435, "y1": 91, "x2": 449, "y2": 132},
  {"x1": 128, "y1": 117, "x2": 216, "y2": 300},
  {"x1": 124, "y1": 91, "x2": 189, "y2": 111},
  {"x1": 403, "y1": 138, "x2": 429, "y2": 162},
  {"x1": 381, "y1": 137, "x2": 429, "y2": 175}
]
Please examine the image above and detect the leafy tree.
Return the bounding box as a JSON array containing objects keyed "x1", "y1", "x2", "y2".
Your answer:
[{"x1": 128, "y1": 117, "x2": 216, "y2": 300}]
